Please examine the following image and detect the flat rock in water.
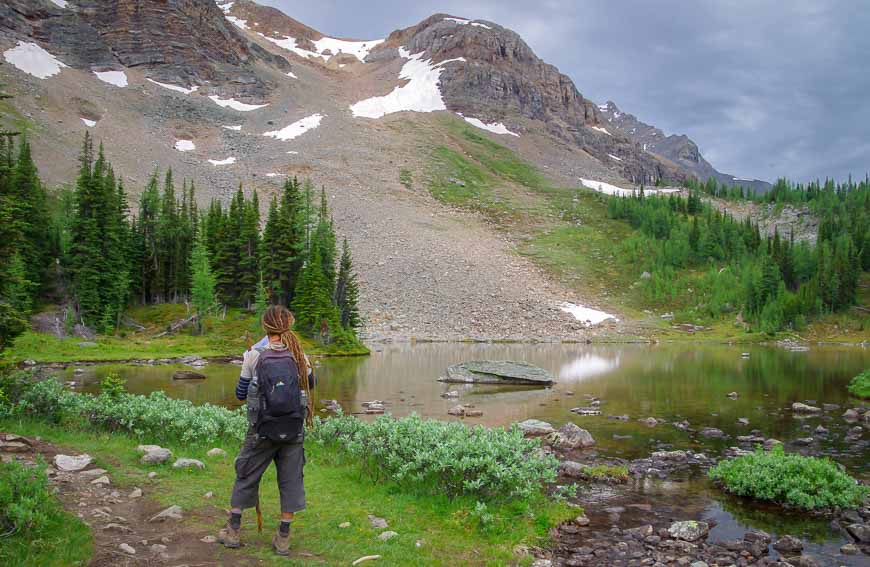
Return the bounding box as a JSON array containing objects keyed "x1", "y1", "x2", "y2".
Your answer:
[
  {"x1": 792, "y1": 402, "x2": 822, "y2": 414},
  {"x1": 54, "y1": 454, "x2": 93, "y2": 472},
  {"x1": 550, "y1": 423, "x2": 595, "y2": 449},
  {"x1": 440, "y1": 360, "x2": 554, "y2": 385},
  {"x1": 172, "y1": 370, "x2": 206, "y2": 380}
]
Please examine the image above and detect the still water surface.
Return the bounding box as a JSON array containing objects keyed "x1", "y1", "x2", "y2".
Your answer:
[{"x1": 57, "y1": 343, "x2": 869, "y2": 565}]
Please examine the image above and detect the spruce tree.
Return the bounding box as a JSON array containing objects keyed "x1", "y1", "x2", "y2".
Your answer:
[
  {"x1": 335, "y1": 238, "x2": 361, "y2": 330},
  {"x1": 190, "y1": 231, "x2": 216, "y2": 334},
  {"x1": 292, "y1": 238, "x2": 340, "y2": 339}
]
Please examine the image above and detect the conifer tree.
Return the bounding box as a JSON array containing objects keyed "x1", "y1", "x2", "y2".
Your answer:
[
  {"x1": 190, "y1": 231, "x2": 216, "y2": 335},
  {"x1": 335, "y1": 238, "x2": 361, "y2": 330},
  {"x1": 292, "y1": 238, "x2": 340, "y2": 339}
]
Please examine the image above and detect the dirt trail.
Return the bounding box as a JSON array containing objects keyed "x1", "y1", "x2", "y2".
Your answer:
[{"x1": 0, "y1": 432, "x2": 271, "y2": 566}]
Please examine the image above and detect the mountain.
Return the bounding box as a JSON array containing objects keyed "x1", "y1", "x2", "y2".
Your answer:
[
  {"x1": 596, "y1": 101, "x2": 771, "y2": 193},
  {"x1": 0, "y1": 0, "x2": 768, "y2": 340}
]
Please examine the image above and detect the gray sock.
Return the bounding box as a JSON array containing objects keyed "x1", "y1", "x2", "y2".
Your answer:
[{"x1": 279, "y1": 520, "x2": 291, "y2": 536}]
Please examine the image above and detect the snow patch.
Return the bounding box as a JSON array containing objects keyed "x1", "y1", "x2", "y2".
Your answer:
[
  {"x1": 597, "y1": 103, "x2": 609, "y2": 111},
  {"x1": 50, "y1": 0, "x2": 69, "y2": 8},
  {"x1": 286, "y1": 71, "x2": 298, "y2": 79},
  {"x1": 208, "y1": 157, "x2": 236, "y2": 166},
  {"x1": 216, "y1": 1, "x2": 233, "y2": 13},
  {"x1": 147, "y1": 78, "x2": 198, "y2": 94},
  {"x1": 208, "y1": 95, "x2": 268, "y2": 112},
  {"x1": 287, "y1": 151, "x2": 299, "y2": 155},
  {"x1": 226, "y1": 16, "x2": 248, "y2": 30},
  {"x1": 223, "y1": 125, "x2": 242, "y2": 131},
  {"x1": 3, "y1": 41, "x2": 67, "y2": 79},
  {"x1": 174, "y1": 140, "x2": 195, "y2": 152},
  {"x1": 608, "y1": 154, "x2": 622, "y2": 162},
  {"x1": 350, "y1": 49, "x2": 466, "y2": 119},
  {"x1": 263, "y1": 34, "x2": 383, "y2": 62},
  {"x1": 560, "y1": 302, "x2": 618, "y2": 327},
  {"x1": 443, "y1": 17, "x2": 492, "y2": 30},
  {"x1": 94, "y1": 70, "x2": 128, "y2": 88},
  {"x1": 265, "y1": 173, "x2": 284, "y2": 178},
  {"x1": 589, "y1": 125, "x2": 611, "y2": 136},
  {"x1": 459, "y1": 114, "x2": 518, "y2": 137},
  {"x1": 80, "y1": 118, "x2": 96, "y2": 127},
  {"x1": 263, "y1": 113, "x2": 324, "y2": 141},
  {"x1": 580, "y1": 178, "x2": 680, "y2": 197}
]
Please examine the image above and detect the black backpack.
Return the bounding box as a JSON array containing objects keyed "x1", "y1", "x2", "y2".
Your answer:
[{"x1": 255, "y1": 349, "x2": 304, "y2": 443}]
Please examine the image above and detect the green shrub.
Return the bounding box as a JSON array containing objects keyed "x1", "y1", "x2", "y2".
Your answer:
[
  {"x1": 7, "y1": 372, "x2": 246, "y2": 445},
  {"x1": 99, "y1": 372, "x2": 126, "y2": 399},
  {"x1": 0, "y1": 459, "x2": 91, "y2": 565},
  {"x1": 309, "y1": 413, "x2": 559, "y2": 502},
  {"x1": 847, "y1": 370, "x2": 870, "y2": 399},
  {"x1": 708, "y1": 445, "x2": 868, "y2": 510}
]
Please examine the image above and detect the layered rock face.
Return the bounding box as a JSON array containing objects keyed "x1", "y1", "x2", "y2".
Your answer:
[
  {"x1": 0, "y1": 0, "x2": 289, "y2": 97},
  {"x1": 598, "y1": 101, "x2": 771, "y2": 192},
  {"x1": 383, "y1": 15, "x2": 687, "y2": 185}
]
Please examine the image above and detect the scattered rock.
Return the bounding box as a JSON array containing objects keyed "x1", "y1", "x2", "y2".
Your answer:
[
  {"x1": 149, "y1": 505, "x2": 183, "y2": 522},
  {"x1": 447, "y1": 405, "x2": 466, "y2": 416},
  {"x1": 339, "y1": 521, "x2": 351, "y2": 528},
  {"x1": 172, "y1": 458, "x2": 205, "y2": 470},
  {"x1": 440, "y1": 391, "x2": 459, "y2": 399},
  {"x1": 90, "y1": 475, "x2": 110, "y2": 485},
  {"x1": 668, "y1": 521, "x2": 710, "y2": 542},
  {"x1": 368, "y1": 515, "x2": 388, "y2": 529},
  {"x1": 846, "y1": 523, "x2": 870, "y2": 543},
  {"x1": 147, "y1": 472, "x2": 158, "y2": 479},
  {"x1": 792, "y1": 402, "x2": 822, "y2": 414},
  {"x1": 727, "y1": 392, "x2": 739, "y2": 399},
  {"x1": 378, "y1": 530, "x2": 398, "y2": 541},
  {"x1": 822, "y1": 403, "x2": 840, "y2": 411},
  {"x1": 843, "y1": 409, "x2": 859, "y2": 422},
  {"x1": 204, "y1": 491, "x2": 213, "y2": 499},
  {"x1": 772, "y1": 534, "x2": 803, "y2": 553},
  {"x1": 813, "y1": 425, "x2": 828, "y2": 435},
  {"x1": 530, "y1": 560, "x2": 552, "y2": 567},
  {"x1": 54, "y1": 454, "x2": 93, "y2": 472},
  {"x1": 150, "y1": 543, "x2": 167, "y2": 554},
  {"x1": 136, "y1": 444, "x2": 162, "y2": 454},
  {"x1": 78, "y1": 468, "x2": 108, "y2": 477},
  {"x1": 442, "y1": 360, "x2": 554, "y2": 385},
  {"x1": 793, "y1": 437, "x2": 814, "y2": 446},
  {"x1": 638, "y1": 417, "x2": 659, "y2": 427},
  {"x1": 140, "y1": 448, "x2": 172, "y2": 465},
  {"x1": 102, "y1": 523, "x2": 132, "y2": 533},
  {"x1": 119, "y1": 543, "x2": 136, "y2": 555},
  {"x1": 575, "y1": 515, "x2": 590, "y2": 526},
  {"x1": 464, "y1": 409, "x2": 483, "y2": 417},
  {"x1": 699, "y1": 428, "x2": 726, "y2": 439},
  {"x1": 763, "y1": 438, "x2": 782, "y2": 449},
  {"x1": 206, "y1": 448, "x2": 227, "y2": 458},
  {"x1": 736, "y1": 418, "x2": 750, "y2": 426},
  {"x1": 549, "y1": 423, "x2": 595, "y2": 449},
  {"x1": 608, "y1": 414, "x2": 630, "y2": 421},
  {"x1": 200, "y1": 535, "x2": 217, "y2": 543},
  {"x1": 129, "y1": 488, "x2": 142, "y2": 498},
  {"x1": 517, "y1": 419, "x2": 555, "y2": 436},
  {"x1": 569, "y1": 407, "x2": 602, "y2": 416},
  {"x1": 840, "y1": 543, "x2": 859, "y2": 554}
]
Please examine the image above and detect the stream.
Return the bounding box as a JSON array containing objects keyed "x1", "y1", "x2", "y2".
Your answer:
[{"x1": 53, "y1": 343, "x2": 870, "y2": 565}]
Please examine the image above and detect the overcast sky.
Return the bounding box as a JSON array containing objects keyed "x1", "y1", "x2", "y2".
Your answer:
[{"x1": 262, "y1": 1, "x2": 869, "y2": 183}]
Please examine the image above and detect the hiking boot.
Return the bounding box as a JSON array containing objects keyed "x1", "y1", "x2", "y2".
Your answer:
[
  {"x1": 218, "y1": 523, "x2": 241, "y2": 549},
  {"x1": 272, "y1": 527, "x2": 290, "y2": 556}
]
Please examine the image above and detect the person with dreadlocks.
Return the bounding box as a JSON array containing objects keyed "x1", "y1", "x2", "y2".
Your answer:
[{"x1": 218, "y1": 304, "x2": 315, "y2": 555}]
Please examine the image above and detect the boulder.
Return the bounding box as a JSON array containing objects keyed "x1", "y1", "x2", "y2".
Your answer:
[
  {"x1": 772, "y1": 535, "x2": 803, "y2": 553},
  {"x1": 792, "y1": 402, "x2": 822, "y2": 414},
  {"x1": 172, "y1": 458, "x2": 205, "y2": 470},
  {"x1": 119, "y1": 543, "x2": 136, "y2": 555},
  {"x1": 447, "y1": 405, "x2": 466, "y2": 416},
  {"x1": 668, "y1": 520, "x2": 710, "y2": 542},
  {"x1": 90, "y1": 475, "x2": 110, "y2": 485},
  {"x1": 54, "y1": 454, "x2": 93, "y2": 472},
  {"x1": 639, "y1": 417, "x2": 659, "y2": 427},
  {"x1": 207, "y1": 448, "x2": 227, "y2": 458},
  {"x1": 149, "y1": 505, "x2": 183, "y2": 522},
  {"x1": 440, "y1": 360, "x2": 554, "y2": 385},
  {"x1": 136, "y1": 444, "x2": 162, "y2": 454},
  {"x1": 559, "y1": 461, "x2": 590, "y2": 478},
  {"x1": 378, "y1": 530, "x2": 398, "y2": 541},
  {"x1": 517, "y1": 419, "x2": 555, "y2": 436},
  {"x1": 368, "y1": 515, "x2": 388, "y2": 529},
  {"x1": 549, "y1": 423, "x2": 595, "y2": 449},
  {"x1": 172, "y1": 370, "x2": 206, "y2": 380},
  {"x1": 140, "y1": 448, "x2": 172, "y2": 465},
  {"x1": 843, "y1": 409, "x2": 859, "y2": 421},
  {"x1": 699, "y1": 428, "x2": 726, "y2": 439},
  {"x1": 736, "y1": 418, "x2": 750, "y2": 426},
  {"x1": 463, "y1": 409, "x2": 483, "y2": 417},
  {"x1": 846, "y1": 523, "x2": 870, "y2": 543}
]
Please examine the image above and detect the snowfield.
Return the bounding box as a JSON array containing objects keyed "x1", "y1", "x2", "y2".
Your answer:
[
  {"x1": 208, "y1": 95, "x2": 268, "y2": 111},
  {"x1": 350, "y1": 48, "x2": 466, "y2": 119},
  {"x1": 208, "y1": 157, "x2": 236, "y2": 166},
  {"x1": 174, "y1": 140, "x2": 195, "y2": 152},
  {"x1": 263, "y1": 34, "x2": 383, "y2": 62},
  {"x1": 580, "y1": 178, "x2": 680, "y2": 197},
  {"x1": 94, "y1": 70, "x2": 128, "y2": 88},
  {"x1": 560, "y1": 302, "x2": 618, "y2": 327},
  {"x1": 226, "y1": 16, "x2": 248, "y2": 30},
  {"x1": 3, "y1": 41, "x2": 67, "y2": 79},
  {"x1": 460, "y1": 115, "x2": 519, "y2": 136},
  {"x1": 81, "y1": 118, "x2": 96, "y2": 127},
  {"x1": 263, "y1": 113, "x2": 324, "y2": 141},
  {"x1": 147, "y1": 79, "x2": 198, "y2": 94}
]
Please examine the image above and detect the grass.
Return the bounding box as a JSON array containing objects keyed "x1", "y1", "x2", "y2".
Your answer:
[
  {"x1": 0, "y1": 458, "x2": 92, "y2": 567},
  {"x1": 0, "y1": 416, "x2": 574, "y2": 566},
  {"x1": 570, "y1": 464, "x2": 629, "y2": 483},
  {"x1": 3, "y1": 304, "x2": 369, "y2": 364},
  {"x1": 847, "y1": 370, "x2": 870, "y2": 399}
]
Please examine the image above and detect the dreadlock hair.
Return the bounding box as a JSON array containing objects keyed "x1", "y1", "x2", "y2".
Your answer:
[{"x1": 261, "y1": 304, "x2": 313, "y2": 427}]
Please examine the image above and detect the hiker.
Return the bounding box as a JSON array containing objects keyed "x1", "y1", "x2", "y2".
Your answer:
[{"x1": 218, "y1": 304, "x2": 315, "y2": 555}]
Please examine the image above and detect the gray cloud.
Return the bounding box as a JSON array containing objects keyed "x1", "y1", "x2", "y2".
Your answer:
[{"x1": 260, "y1": 0, "x2": 870, "y2": 183}]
